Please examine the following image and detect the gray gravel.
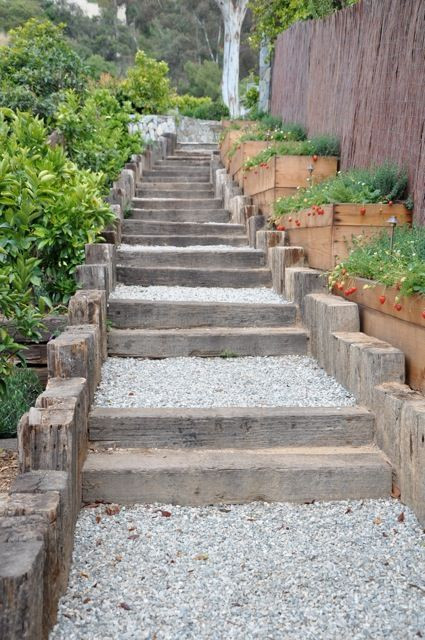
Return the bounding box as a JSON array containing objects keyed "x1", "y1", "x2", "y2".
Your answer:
[
  {"x1": 118, "y1": 244, "x2": 257, "y2": 252},
  {"x1": 109, "y1": 285, "x2": 287, "y2": 303},
  {"x1": 94, "y1": 356, "x2": 355, "y2": 408},
  {"x1": 50, "y1": 499, "x2": 425, "y2": 640}
]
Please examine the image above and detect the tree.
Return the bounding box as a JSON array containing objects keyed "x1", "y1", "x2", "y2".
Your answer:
[{"x1": 214, "y1": 0, "x2": 249, "y2": 118}]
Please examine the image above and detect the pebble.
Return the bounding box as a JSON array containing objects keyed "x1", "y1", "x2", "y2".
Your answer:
[
  {"x1": 94, "y1": 356, "x2": 355, "y2": 408},
  {"x1": 109, "y1": 285, "x2": 287, "y2": 304},
  {"x1": 50, "y1": 499, "x2": 425, "y2": 640}
]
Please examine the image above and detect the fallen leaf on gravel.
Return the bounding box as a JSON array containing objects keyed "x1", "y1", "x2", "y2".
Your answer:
[
  {"x1": 128, "y1": 534, "x2": 140, "y2": 540},
  {"x1": 80, "y1": 571, "x2": 89, "y2": 578},
  {"x1": 119, "y1": 602, "x2": 131, "y2": 610},
  {"x1": 345, "y1": 507, "x2": 352, "y2": 514},
  {"x1": 157, "y1": 509, "x2": 172, "y2": 517},
  {"x1": 95, "y1": 515, "x2": 101, "y2": 524},
  {"x1": 128, "y1": 526, "x2": 136, "y2": 531},
  {"x1": 391, "y1": 484, "x2": 401, "y2": 499},
  {"x1": 397, "y1": 511, "x2": 405, "y2": 523},
  {"x1": 128, "y1": 392, "x2": 135, "y2": 396},
  {"x1": 105, "y1": 504, "x2": 120, "y2": 516},
  {"x1": 373, "y1": 517, "x2": 382, "y2": 525},
  {"x1": 194, "y1": 553, "x2": 209, "y2": 561},
  {"x1": 115, "y1": 555, "x2": 122, "y2": 562},
  {"x1": 83, "y1": 598, "x2": 91, "y2": 604},
  {"x1": 219, "y1": 508, "x2": 231, "y2": 513},
  {"x1": 96, "y1": 539, "x2": 102, "y2": 546}
]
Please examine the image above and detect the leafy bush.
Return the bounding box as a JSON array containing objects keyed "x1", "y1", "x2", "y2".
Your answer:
[
  {"x1": 0, "y1": 19, "x2": 88, "y2": 120},
  {"x1": 0, "y1": 109, "x2": 114, "y2": 305},
  {"x1": 243, "y1": 134, "x2": 340, "y2": 169},
  {"x1": 0, "y1": 367, "x2": 42, "y2": 437},
  {"x1": 242, "y1": 86, "x2": 260, "y2": 111},
  {"x1": 56, "y1": 88, "x2": 142, "y2": 186},
  {"x1": 182, "y1": 60, "x2": 222, "y2": 101},
  {"x1": 190, "y1": 100, "x2": 229, "y2": 121},
  {"x1": 119, "y1": 50, "x2": 171, "y2": 115},
  {"x1": 273, "y1": 164, "x2": 409, "y2": 219},
  {"x1": 171, "y1": 94, "x2": 213, "y2": 116},
  {"x1": 227, "y1": 121, "x2": 307, "y2": 159},
  {"x1": 329, "y1": 226, "x2": 425, "y2": 298}
]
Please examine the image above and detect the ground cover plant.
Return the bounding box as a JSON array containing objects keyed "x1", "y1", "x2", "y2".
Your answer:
[
  {"x1": 227, "y1": 121, "x2": 308, "y2": 159},
  {"x1": 0, "y1": 366, "x2": 42, "y2": 437},
  {"x1": 329, "y1": 226, "x2": 425, "y2": 299},
  {"x1": 243, "y1": 134, "x2": 340, "y2": 169},
  {"x1": 272, "y1": 164, "x2": 410, "y2": 220}
]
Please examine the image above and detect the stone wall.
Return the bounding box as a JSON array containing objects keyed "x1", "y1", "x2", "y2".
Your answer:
[{"x1": 132, "y1": 115, "x2": 222, "y2": 145}]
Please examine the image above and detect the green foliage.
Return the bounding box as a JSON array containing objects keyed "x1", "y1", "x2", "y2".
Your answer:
[
  {"x1": 0, "y1": 367, "x2": 42, "y2": 436},
  {"x1": 119, "y1": 50, "x2": 172, "y2": 115},
  {"x1": 273, "y1": 164, "x2": 409, "y2": 219},
  {"x1": 227, "y1": 121, "x2": 307, "y2": 159},
  {"x1": 182, "y1": 60, "x2": 222, "y2": 101},
  {"x1": 56, "y1": 88, "x2": 142, "y2": 185},
  {"x1": 189, "y1": 101, "x2": 229, "y2": 121},
  {"x1": 0, "y1": 0, "x2": 44, "y2": 32},
  {"x1": 249, "y1": 0, "x2": 359, "y2": 47},
  {"x1": 0, "y1": 109, "x2": 114, "y2": 306},
  {"x1": 243, "y1": 135, "x2": 340, "y2": 169},
  {"x1": 242, "y1": 86, "x2": 260, "y2": 111},
  {"x1": 329, "y1": 226, "x2": 425, "y2": 298},
  {"x1": 171, "y1": 94, "x2": 213, "y2": 116},
  {"x1": 0, "y1": 19, "x2": 88, "y2": 120}
]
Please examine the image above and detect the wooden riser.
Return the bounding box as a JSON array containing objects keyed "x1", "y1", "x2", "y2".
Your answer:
[
  {"x1": 107, "y1": 326, "x2": 308, "y2": 358},
  {"x1": 123, "y1": 220, "x2": 244, "y2": 235},
  {"x1": 116, "y1": 266, "x2": 271, "y2": 288},
  {"x1": 89, "y1": 406, "x2": 375, "y2": 449},
  {"x1": 82, "y1": 446, "x2": 391, "y2": 505},
  {"x1": 107, "y1": 300, "x2": 296, "y2": 329},
  {"x1": 120, "y1": 235, "x2": 248, "y2": 247}
]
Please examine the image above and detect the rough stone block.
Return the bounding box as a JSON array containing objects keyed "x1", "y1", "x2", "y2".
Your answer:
[
  {"x1": 330, "y1": 332, "x2": 373, "y2": 390},
  {"x1": 0, "y1": 491, "x2": 65, "y2": 631},
  {"x1": 229, "y1": 195, "x2": 251, "y2": 225},
  {"x1": 349, "y1": 340, "x2": 405, "y2": 406},
  {"x1": 269, "y1": 246, "x2": 305, "y2": 294},
  {"x1": 400, "y1": 399, "x2": 425, "y2": 526},
  {"x1": 47, "y1": 325, "x2": 100, "y2": 401},
  {"x1": 286, "y1": 270, "x2": 328, "y2": 324},
  {"x1": 256, "y1": 230, "x2": 286, "y2": 263},
  {"x1": 0, "y1": 538, "x2": 44, "y2": 640},
  {"x1": 214, "y1": 168, "x2": 227, "y2": 200},
  {"x1": 68, "y1": 290, "x2": 107, "y2": 360},
  {"x1": 76, "y1": 264, "x2": 110, "y2": 298},
  {"x1": 18, "y1": 408, "x2": 79, "y2": 521},
  {"x1": 373, "y1": 383, "x2": 424, "y2": 482},
  {"x1": 85, "y1": 243, "x2": 116, "y2": 290},
  {"x1": 247, "y1": 215, "x2": 266, "y2": 248}
]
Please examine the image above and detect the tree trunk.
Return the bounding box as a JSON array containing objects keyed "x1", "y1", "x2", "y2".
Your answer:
[{"x1": 215, "y1": 0, "x2": 248, "y2": 118}]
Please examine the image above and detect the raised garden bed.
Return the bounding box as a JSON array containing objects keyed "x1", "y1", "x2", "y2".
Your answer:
[
  {"x1": 229, "y1": 140, "x2": 270, "y2": 187},
  {"x1": 244, "y1": 155, "x2": 338, "y2": 216},
  {"x1": 276, "y1": 203, "x2": 412, "y2": 270},
  {"x1": 333, "y1": 277, "x2": 425, "y2": 393}
]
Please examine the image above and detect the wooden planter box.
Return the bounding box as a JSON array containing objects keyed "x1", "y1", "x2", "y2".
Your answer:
[
  {"x1": 278, "y1": 203, "x2": 412, "y2": 270},
  {"x1": 229, "y1": 141, "x2": 270, "y2": 187},
  {"x1": 333, "y1": 277, "x2": 425, "y2": 393},
  {"x1": 220, "y1": 130, "x2": 245, "y2": 169},
  {"x1": 243, "y1": 155, "x2": 338, "y2": 216},
  {"x1": 1, "y1": 315, "x2": 68, "y2": 386}
]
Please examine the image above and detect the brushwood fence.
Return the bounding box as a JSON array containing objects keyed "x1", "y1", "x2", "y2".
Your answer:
[{"x1": 270, "y1": 0, "x2": 425, "y2": 224}]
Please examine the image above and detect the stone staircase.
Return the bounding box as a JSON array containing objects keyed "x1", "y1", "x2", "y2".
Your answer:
[{"x1": 82, "y1": 143, "x2": 391, "y2": 505}]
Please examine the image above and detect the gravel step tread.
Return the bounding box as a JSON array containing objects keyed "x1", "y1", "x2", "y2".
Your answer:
[
  {"x1": 129, "y1": 210, "x2": 229, "y2": 222},
  {"x1": 131, "y1": 198, "x2": 223, "y2": 210},
  {"x1": 109, "y1": 285, "x2": 284, "y2": 303},
  {"x1": 107, "y1": 299, "x2": 294, "y2": 329},
  {"x1": 82, "y1": 446, "x2": 391, "y2": 505},
  {"x1": 123, "y1": 220, "x2": 244, "y2": 234},
  {"x1": 89, "y1": 405, "x2": 375, "y2": 448},
  {"x1": 117, "y1": 265, "x2": 272, "y2": 288}
]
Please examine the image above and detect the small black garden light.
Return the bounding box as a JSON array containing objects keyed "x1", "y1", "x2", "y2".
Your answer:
[{"x1": 387, "y1": 215, "x2": 398, "y2": 254}]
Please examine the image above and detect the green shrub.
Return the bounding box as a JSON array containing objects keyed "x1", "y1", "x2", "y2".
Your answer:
[
  {"x1": 0, "y1": 19, "x2": 88, "y2": 120},
  {"x1": 242, "y1": 86, "x2": 260, "y2": 111},
  {"x1": 171, "y1": 94, "x2": 213, "y2": 117},
  {"x1": 56, "y1": 88, "x2": 142, "y2": 185},
  {"x1": 191, "y1": 100, "x2": 229, "y2": 121},
  {"x1": 329, "y1": 226, "x2": 425, "y2": 298},
  {"x1": 273, "y1": 164, "x2": 409, "y2": 219},
  {"x1": 182, "y1": 60, "x2": 222, "y2": 101},
  {"x1": 0, "y1": 109, "x2": 114, "y2": 305},
  {"x1": 0, "y1": 367, "x2": 42, "y2": 437},
  {"x1": 243, "y1": 134, "x2": 340, "y2": 169},
  {"x1": 119, "y1": 50, "x2": 171, "y2": 115}
]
